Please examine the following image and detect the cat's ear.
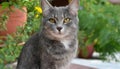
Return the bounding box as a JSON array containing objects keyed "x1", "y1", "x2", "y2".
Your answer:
[
  {"x1": 68, "y1": 0, "x2": 79, "y2": 15},
  {"x1": 41, "y1": 0, "x2": 53, "y2": 16}
]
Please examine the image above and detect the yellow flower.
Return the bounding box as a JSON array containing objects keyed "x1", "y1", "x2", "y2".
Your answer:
[
  {"x1": 35, "y1": 6, "x2": 42, "y2": 14},
  {"x1": 35, "y1": 14, "x2": 39, "y2": 18}
]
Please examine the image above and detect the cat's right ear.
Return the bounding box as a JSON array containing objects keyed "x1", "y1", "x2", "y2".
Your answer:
[
  {"x1": 68, "y1": 0, "x2": 79, "y2": 16},
  {"x1": 41, "y1": 0, "x2": 53, "y2": 16}
]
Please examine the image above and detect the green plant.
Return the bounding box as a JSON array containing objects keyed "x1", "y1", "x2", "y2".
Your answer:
[
  {"x1": 78, "y1": 31, "x2": 88, "y2": 57},
  {"x1": 0, "y1": 14, "x2": 8, "y2": 31},
  {"x1": 0, "y1": 0, "x2": 29, "y2": 8},
  {"x1": 79, "y1": 0, "x2": 120, "y2": 61},
  {"x1": 78, "y1": 31, "x2": 95, "y2": 58},
  {"x1": 0, "y1": 35, "x2": 23, "y2": 69},
  {"x1": 0, "y1": 0, "x2": 41, "y2": 69}
]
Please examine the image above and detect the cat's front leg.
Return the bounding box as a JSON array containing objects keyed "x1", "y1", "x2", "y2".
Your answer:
[{"x1": 16, "y1": 44, "x2": 40, "y2": 69}]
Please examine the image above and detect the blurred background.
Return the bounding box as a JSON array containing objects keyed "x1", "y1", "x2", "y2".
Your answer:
[{"x1": 0, "y1": 0, "x2": 120, "y2": 69}]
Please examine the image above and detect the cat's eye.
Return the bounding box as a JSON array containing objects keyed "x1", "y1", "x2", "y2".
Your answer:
[
  {"x1": 49, "y1": 18, "x2": 56, "y2": 23},
  {"x1": 63, "y1": 18, "x2": 71, "y2": 24}
]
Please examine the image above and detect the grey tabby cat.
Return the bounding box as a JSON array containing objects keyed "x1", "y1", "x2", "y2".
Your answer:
[{"x1": 16, "y1": 0, "x2": 79, "y2": 69}]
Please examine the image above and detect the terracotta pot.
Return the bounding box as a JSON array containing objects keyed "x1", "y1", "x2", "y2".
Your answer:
[
  {"x1": 0, "y1": 6, "x2": 27, "y2": 37},
  {"x1": 78, "y1": 43, "x2": 94, "y2": 59}
]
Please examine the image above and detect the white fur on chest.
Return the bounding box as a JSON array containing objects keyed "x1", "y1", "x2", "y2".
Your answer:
[{"x1": 60, "y1": 40, "x2": 71, "y2": 49}]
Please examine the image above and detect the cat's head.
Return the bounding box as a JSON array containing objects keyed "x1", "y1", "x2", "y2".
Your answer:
[{"x1": 41, "y1": 0, "x2": 79, "y2": 40}]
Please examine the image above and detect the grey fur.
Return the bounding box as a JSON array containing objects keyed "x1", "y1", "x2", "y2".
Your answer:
[{"x1": 16, "y1": 0, "x2": 79, "y2": 69}]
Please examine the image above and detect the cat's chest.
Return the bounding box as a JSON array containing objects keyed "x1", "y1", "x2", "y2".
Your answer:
[{"x1": 60, "y1": 39, "x2": 71, "y2": 49}]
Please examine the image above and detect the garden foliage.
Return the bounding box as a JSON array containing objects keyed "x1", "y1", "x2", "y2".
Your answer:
[
  {"x1": 0, "y1": 0, "x2": 120, "y2": 69},
  {"x1": 79, "y1": 0, "x2": 120, "y2": 61}
]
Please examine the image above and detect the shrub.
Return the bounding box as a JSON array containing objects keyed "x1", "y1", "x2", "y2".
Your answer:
[
  {"x1": 79, "y1": 0, "x2": 120, "y2": 61},
  {"x1": 0, "y1": 0, "x2": 41, "y2": 68}
]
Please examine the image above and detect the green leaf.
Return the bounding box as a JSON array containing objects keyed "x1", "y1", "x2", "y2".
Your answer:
[{"x1": 1, "y1": 2, "x2": 10, "y2": 9}]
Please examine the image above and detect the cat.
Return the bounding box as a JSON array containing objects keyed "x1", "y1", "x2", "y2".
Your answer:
[{"x1": 16, "y1": 0, "x2": 79, "y2": 69}]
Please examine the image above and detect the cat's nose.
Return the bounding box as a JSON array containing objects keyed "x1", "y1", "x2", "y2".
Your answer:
[{"x1": 56, "y1": 27, "x2": 63, "y2": 32}]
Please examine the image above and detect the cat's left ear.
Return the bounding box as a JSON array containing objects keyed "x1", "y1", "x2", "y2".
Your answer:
[{"x1": 68, "y1": 0, "x2": 79, "y2": 15}]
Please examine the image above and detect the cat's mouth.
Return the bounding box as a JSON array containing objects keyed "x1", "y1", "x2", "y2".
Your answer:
[
  {"x1": 54, "y1": 32, "x2": 65, "y2": 36},
  {"x1": 50, "y1": 31, "x2": 66, "y2": 38},
  {"x1": 58, "y1": 32, "x2": 62, "y2": 34}
]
